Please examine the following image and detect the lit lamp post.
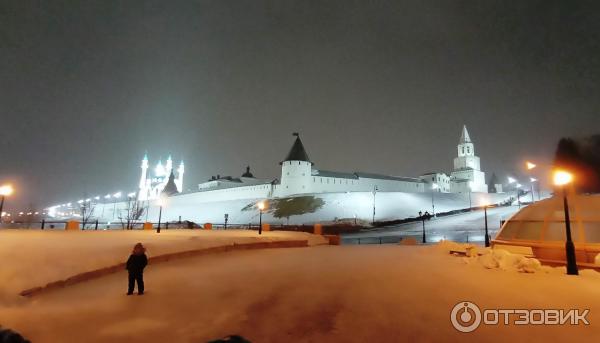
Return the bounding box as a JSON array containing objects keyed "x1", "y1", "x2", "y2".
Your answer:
[
  {"x1": 431, "y1": 183, "x2": 438, "y2": 217},
  {"x1": 529, "y1": 178, "x2": 538, "y2": 204},
  {"x1": 257, "y1": 201, "x2": 266, "y2": 235},
  {"x1": 553, "y1": 170, "x2": 578, "y2": 276},
  {"x1": 516, "y1": 183, "x2": 522, "y2": 208},
  {"x1": 526, "y1": 161, "x2": 538, "y2": 202},
  {"x1": 0, "y1": 185, "x2": 14, "y2": 224}
]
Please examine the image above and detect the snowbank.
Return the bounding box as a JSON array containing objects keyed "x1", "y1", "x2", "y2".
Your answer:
[
  {"x1": 0, "y1": 229, "x2": 326, "y2": 305},
  {"x1": 2, "y1": 244, "x2": 600, "y2": 342},
  {"x1": 437, "y1": 240, "x2": 568, "y2": 274}
]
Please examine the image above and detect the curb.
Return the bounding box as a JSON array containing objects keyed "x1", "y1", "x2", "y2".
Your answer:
[{"x1": 19, "y1": 239, "x2": 308, "y2": 297}]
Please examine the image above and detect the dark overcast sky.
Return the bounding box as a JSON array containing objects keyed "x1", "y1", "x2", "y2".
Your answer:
[{"x1": 1, "y1": 0, "x2": 600, "y2": 210}]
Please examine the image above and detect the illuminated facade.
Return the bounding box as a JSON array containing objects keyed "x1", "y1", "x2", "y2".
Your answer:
[
  {"x1": 194, "y1": 126, "x2": 488, "y2": 200},
  {"x1": 138, "y1": 154, "x2": 184, "y2": 201}
]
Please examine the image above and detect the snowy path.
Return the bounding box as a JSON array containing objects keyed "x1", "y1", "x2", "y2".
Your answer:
[
  {"x1": 0, "y1": 229, "x2": 326, "y2": 304},
  {"x1": 342, "y1": 205, "x2": 521, "y2": 243},
  {"x1": 2, "y1": 244, "x2": 599, "y2": 342}
]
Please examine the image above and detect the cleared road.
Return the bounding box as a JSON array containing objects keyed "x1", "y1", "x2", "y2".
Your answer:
[{"x1": 342, "y1": 205, "x2": 522, "y2": 244}]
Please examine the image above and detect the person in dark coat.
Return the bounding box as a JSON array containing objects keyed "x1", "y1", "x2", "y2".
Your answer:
[{"x1": 126, "y1": 242, "x2": 148, "y2": 295}]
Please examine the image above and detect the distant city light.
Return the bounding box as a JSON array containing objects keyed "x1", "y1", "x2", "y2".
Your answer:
[
  {"x1": 104, "y1": 194, "x2": 111, "y2": 199},
  {"x1": 507, "y1": 177, "x2": 517, "y2": 184},
  {"x1": 526, "y1": 161, "x2": 537, "y2": 170},
  {"x1": 128, "y1": 192, "x2": 136, "y2": 198},
  {"x1": 113, "y1": 192, "x2": 122, "y2": 198},
  {"x1": 77, "y1": 199, "x2": 84, "y2": 203},
  {"x1": 94, "y1": 196, "x2": 100, "y2": 200},
  {"x1": 530, "y1": 177, "x2": 538, "y2": 182}
]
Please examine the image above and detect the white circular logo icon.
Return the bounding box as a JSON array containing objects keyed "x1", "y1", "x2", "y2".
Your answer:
[{"x1": 451, "y1": 301, "x2": 482, "y2": 333}]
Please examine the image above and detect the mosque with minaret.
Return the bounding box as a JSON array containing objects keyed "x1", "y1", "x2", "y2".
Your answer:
[
  {"x1": 136, "y1": 125, "x2": 488, "y2": 202},
  {"x1": 138, "y1": 154, "x2": 185, "y2": 201}
]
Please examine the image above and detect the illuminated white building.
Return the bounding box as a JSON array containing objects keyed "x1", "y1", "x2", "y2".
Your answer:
[
  {"x1": 138, "y1": 154, "x2": 184, "y2": 200},
  {"x1": 194, "y1": 126, "x2": 487, "y2": 199},
  {"x1": 419, "y1": 126, "x2": 488, "y2": 194},
  {"x1": 449, "y1": 126, "x2": 488, "y2": 193}
]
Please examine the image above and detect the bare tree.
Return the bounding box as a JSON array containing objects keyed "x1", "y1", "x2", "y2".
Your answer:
[
  {"x1": 79, "y1": 198, "x2": 96, "y2": 229},
  {"x1": 118, "y1": 196, "x2": 145, "y2": 230}
]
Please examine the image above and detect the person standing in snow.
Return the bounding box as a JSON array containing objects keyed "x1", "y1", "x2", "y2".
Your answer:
[{"x1": 126, "y1": 243, "x2": 148, "y2": 295}]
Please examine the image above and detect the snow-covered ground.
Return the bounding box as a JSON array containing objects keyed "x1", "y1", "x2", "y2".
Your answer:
[
  {"x1": 2, "y1": 238, "x2": 600, "y2": 342},
  {"x1": 0, "y1": 229, "x2": 326, "y2": 306}
]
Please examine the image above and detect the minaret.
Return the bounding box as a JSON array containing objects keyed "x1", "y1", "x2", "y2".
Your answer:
[
  {"x1": 155, "y1": 158, "x2": 165, "y2": 177},
  {"x1": 139, "y1": 153, "x2": 149, "y2": 200},
  {"x1": 176, "y1": 160, "x2": 185, "y2": 192},
  {"x1": 166, "y1": 155, "x2": 173, "y2": 175}
]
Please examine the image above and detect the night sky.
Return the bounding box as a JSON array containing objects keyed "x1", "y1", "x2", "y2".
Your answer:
[{"x1": 1, "y1": 1, "x2": 600, "y2": 210}]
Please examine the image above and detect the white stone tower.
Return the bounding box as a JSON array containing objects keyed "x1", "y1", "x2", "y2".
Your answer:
[
  {"x1": 176, "y1": 160, "x2": 185, "y2": 192},
  {"x1": 166, "y1": 155, "x2": 173, "y2": 175},
  {"x1": 450, "y1": 125, "x2": 488, "y2": 193},
  {"x1": 139, "y1": 153, "x2": 149, "y2": 200},
  {"x1": 280, "y1": 133, "x2": 312, "y2": 196}
]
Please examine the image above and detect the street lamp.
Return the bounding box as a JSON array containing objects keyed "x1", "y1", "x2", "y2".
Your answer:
[
  {"x1": 157, "y1": 196, "x2": 165, "y2": 233},
  {"x1": 480, "y1": 200, "x2": 491, "y2": 247},
  {"x1": 418, "y1": 211, "x2": 426, "y2": 243},
  {"x1": 529, "y1": 177, "x2": 538, "y2": 204},
  {"x1": 553, "y1": 170, "x2": 578, "y2": 276},
  {"x1": 0, "y1": 185, "x2": 14, "y2": 224},
  {"x1": 257, "y1": 200, "x2": 266, "y2": 235},
  {"x1": 526, "y1": 161, "x2": 538, "y2": 202},
  {"x1": 516, "y1": 183, "x2": 522, "y2": 208},
  {"x1": 431, "y1": 183, "x2": 438, "y2": 217},
  {"x1": 372, "y1": 186, "x2": 378, "y2": 224}
]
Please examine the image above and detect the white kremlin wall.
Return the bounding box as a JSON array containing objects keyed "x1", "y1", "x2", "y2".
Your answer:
[{"x1": 94, "y1": 190, "x2": 512, "y2": 226}]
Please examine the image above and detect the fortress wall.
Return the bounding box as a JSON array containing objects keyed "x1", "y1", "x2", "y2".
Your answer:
[{"x1": 93, "y1": 190, "x2": 513, "y2": 226}]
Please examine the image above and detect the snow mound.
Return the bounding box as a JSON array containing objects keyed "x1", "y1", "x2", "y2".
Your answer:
[
  {"x1": 436, "y1": 240, "x2": 547, "y2": 273},
  {"x1": 475, "y1": 249, "x2": 544, "y2": 273}
]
